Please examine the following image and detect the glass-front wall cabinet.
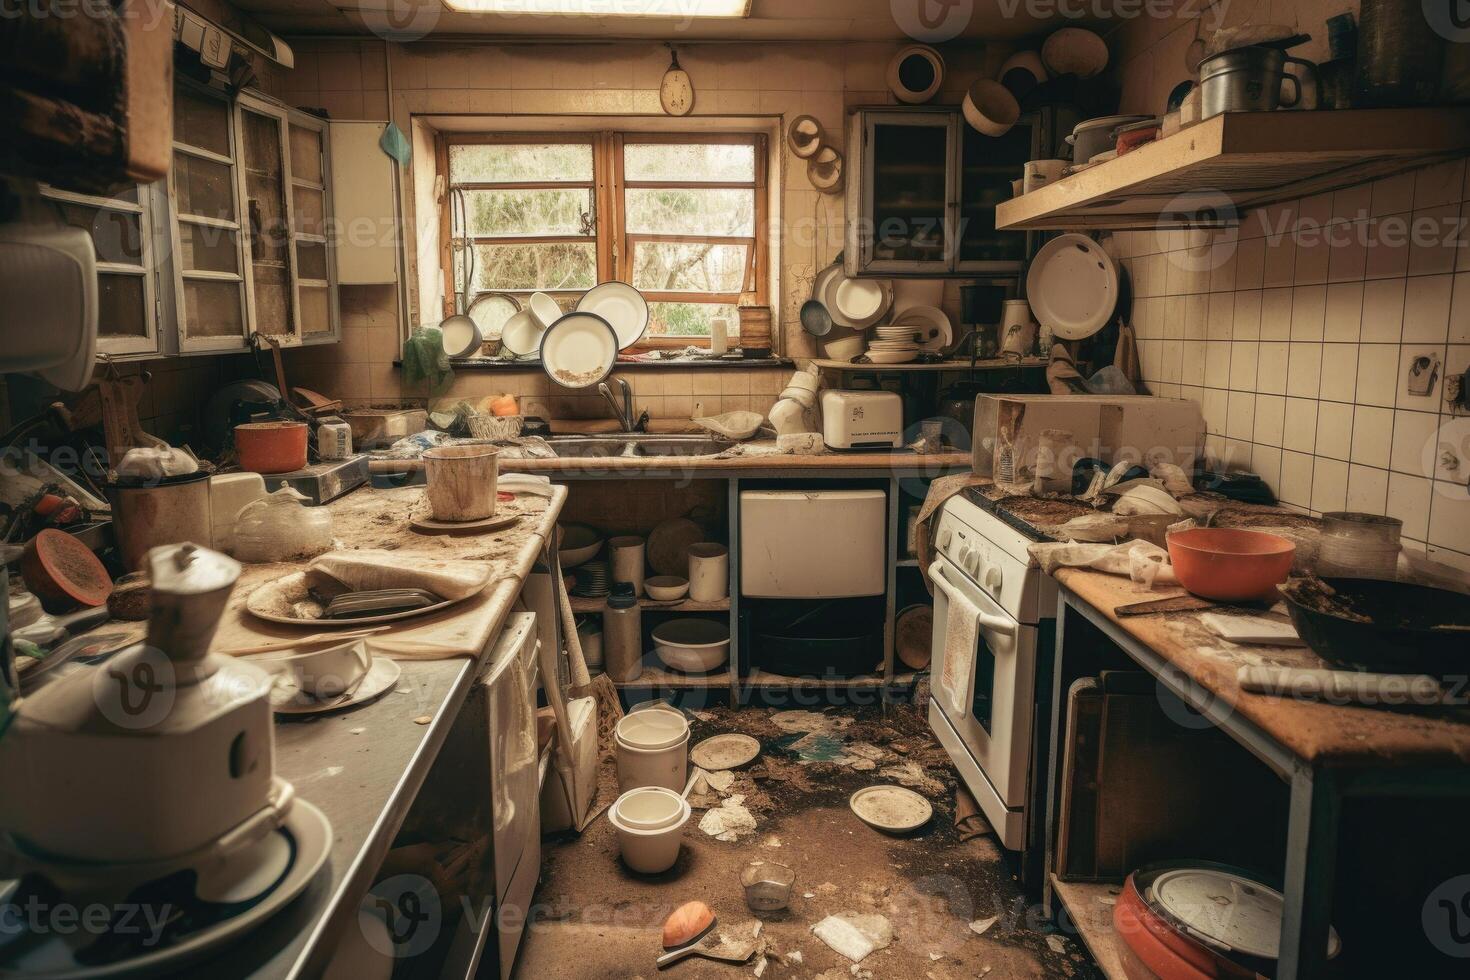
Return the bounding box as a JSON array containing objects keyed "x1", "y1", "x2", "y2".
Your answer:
[
  {"x1": 38, "y1": 81, "x2": 341, "y2": 360},
  {"x1": 846, "y1": 108, "x2": 1036, "y2": 277}
]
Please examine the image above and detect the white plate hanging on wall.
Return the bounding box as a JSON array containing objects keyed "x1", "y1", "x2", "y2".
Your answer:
[
  {"x1": 787, "y1": 114, "x2": 825, "y2": 159},
  {"x1": 541, "y1": 312, "x2": 619, "y2": 389},
  {"x1": 577, "y1": 281, "x2": 649, "y2": 351},
  {"x1": 660, "y1": 46, "x2": 694, "y2": 116},
  {"x1": 1025, "y1": 234, "x2": 1119, "y2": 341}
]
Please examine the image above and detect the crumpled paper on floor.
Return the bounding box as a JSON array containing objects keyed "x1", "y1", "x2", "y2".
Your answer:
[
  {"x1": 699, "y1": 794, "x2": 758, "y2": 841},
  {"x1": 811, "y1": 913, "x2": 893, "y2": 963}
]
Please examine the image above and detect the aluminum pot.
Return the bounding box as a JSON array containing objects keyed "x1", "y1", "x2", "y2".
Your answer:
[
  {"x1": 1200, "y1": 46, "x2": 1317, "y2": 118},
  {"x1": 106, "y1": 471, "x2": 213, "y2": 572}
]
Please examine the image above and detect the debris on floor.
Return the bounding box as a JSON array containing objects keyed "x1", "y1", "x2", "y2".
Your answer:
[
  {"x1": 811, "y1": 912, "x2": 894, "y2": 963},
  {"x1": 969, "y1": 915, "x2": 999, "y2": 937},
  {"x1": 771, "y1": 709, "x2": 854, "y2": 734},
  {"x1": 700, "y1": 793, "x2": 758, "y2": 841}
]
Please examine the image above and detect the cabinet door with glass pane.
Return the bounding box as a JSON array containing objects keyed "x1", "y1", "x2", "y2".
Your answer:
[
  {"x1": 846, "y1": 110, "x2": 957, "y2": 275},
  {"x1": 40, "y1": 183, "x2": 167, "y2": 357},
  {"x1": 287, "y1": 111, "x2": 338, "y2": 342},
  {"x1": 170, "y1": 81, "x2": 250, "y2": 352},
  {"x1": 956, "y1": 115, "x2": 1036, "y2": 274}
]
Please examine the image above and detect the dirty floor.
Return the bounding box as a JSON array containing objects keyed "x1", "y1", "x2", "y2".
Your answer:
[{"x1": 514, "y1": 698, "x2": 1101, "y2": 979}]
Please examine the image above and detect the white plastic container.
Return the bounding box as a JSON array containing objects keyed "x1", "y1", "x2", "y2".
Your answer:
[
  {"x1": 609, "y1": 793, "x2": 690, "y2": 874},
  {"x1": 687, "y1": 543, "x2": 729, "y2": 602},
  {"x1": 612, "y1": 786, "x2": 687, "y2": 831},
  {"x1": 615, "y1": 710, "x2": 690, "y2": 793}
]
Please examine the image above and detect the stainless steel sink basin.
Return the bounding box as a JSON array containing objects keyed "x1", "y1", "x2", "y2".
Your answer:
[{"x1": 546, "y1": 434, "x2": 728, "y2": 459}]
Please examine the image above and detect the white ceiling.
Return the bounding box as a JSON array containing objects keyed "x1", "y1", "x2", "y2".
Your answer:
[{"x1": 229, "y1": 0, "x2": 1115, "y2": 41}]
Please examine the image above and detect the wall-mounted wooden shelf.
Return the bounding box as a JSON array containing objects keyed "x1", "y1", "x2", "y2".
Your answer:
[
  {"x1": 812, "y1": 356, "x2": 1047, "y2": 373},
  {"x1": 569, "y1": 596, "x2": 730, "y2": 615},
  {"x1": 996, "y1": 108, "x2": 1470, "y2": 232},
  {"x1": 612, "y1": 664, "x2": 732, "y2": 689}
]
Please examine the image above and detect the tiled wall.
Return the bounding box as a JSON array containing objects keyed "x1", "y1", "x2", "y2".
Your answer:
[
  {"x1": 274, "y1": 38, "x2": 1008, "y2": 420},
  {"x1": 1107, "y1": 5, "x2": 1470, "y2": 572}
]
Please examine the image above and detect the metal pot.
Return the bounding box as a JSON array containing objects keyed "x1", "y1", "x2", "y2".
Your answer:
[
  {"x1": 1200, "y1": 46, "x2": 1317, "y2": 118},
  {"x1": 106, "y1": 471, "x2": 213, "y2": 572},
  {"x1": 1356, "y1": 0, "x2": 1447, "y2": 107}
]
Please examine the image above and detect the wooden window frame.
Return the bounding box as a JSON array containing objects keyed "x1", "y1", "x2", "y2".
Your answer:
[{"x1": 439, "y1": 130, "x2": 769, "y2": 353}]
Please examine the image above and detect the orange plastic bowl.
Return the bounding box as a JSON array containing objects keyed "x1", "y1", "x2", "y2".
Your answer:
[{"x1": 1166, "y1": 528, "x2": 1296, "y2": 603}]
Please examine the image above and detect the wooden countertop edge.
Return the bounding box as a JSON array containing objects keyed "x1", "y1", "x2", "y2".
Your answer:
[
  {"x1": 1052, "y1": 567, "x2": 1470, "y2": 769},
  {"x1": 500, "y1": 451, "x2": 973, "y2": 474}
]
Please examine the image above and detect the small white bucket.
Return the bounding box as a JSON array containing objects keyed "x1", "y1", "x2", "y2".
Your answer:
[
  {"x1": 616, "y1": 727, "x2": 690, "y2": 793},
  {"x1": 609, "y1": 794, "x2": 690, "y2": 874}
]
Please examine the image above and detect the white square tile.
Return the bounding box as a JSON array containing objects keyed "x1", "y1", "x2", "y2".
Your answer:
[
  {"x1": 1327, "y1": 224, "x2": 1370, "y2": 284},
  {"x1": 1139, "y1": 339, "x2": 1163, "y2": 382},
  {"x1": 1427, "y1": 545, "x2": 1470, "y2": 575},
  {"x1": 1346, "y1": 464, "x2": 1390, "y2": 514},
  {"x1": 1315, "y1": 401, "x2": 1354, "y2": 460},
  {"x1": 1391, "y1": 410, "x2": 1439, "y2": 477},
  {"x1": 1204, "y1": 340, "x2": 1232, "y2": 389},
  {"x1": 1402, "y1": 273, "x2": 1454, "y2": 344},
  {"x1": 1371, "y1": 172, "x2": 1416, "y2": 217},
  {"x1": 1333, "y1": 184, "x2": 1372, "y2": 223},
  {"x1": 1260, "y1": 287, "x2": 1293, "y2": 340},
  {"x1": 1262, "y1": 235, "x2": 1296, "y2": 288},
  {"x1": 1408, "y1": 205, "x2": 1463, "y2": 277},
  {"x1": 1360, "y1": 278, "x2": 1406, "y2": 342},
  {"x1": 1202, "y1": 388, "x2": 1229, "y2": 436},
  {"x1": 1235, "y1": 237, "x2": 1265, "y2": 290},
  {"x1": 1290, "y1": 285, "x2": 1326, "y2": 341},
  {"x1": 1415, "y1": 158, "x2": 1467, "y2": 211},
  {"x1": 1181, "y1": 340, "x2": 1206, "y2": 387},
  {"x1": 1185, "y1": 294, "x2": 1209, "y2": 340},
  {"x1": 1388, "y1": 473, "x2": 1434, "y2": 540},
  {"x1": 1286, "y1": 343, "x2": 1322, "y2": 398},
  {"x1": 1436, "y1": 416, "x2": 1470, "y2": 481},
  {"x1": 1252, "y1": 445, "x2": 1283, "y2": 492},
  {"x1": 1226, "y1": 391, "x2": 1256, "y2": 442},
  {"x1": 1312, "y1": 458, "x2": 1349, "y2": 514},
  {"x1": 1254, "y1": 394, "x2": 1286, "y2": 446},
  {"x1": 1365, "y1": 217, "x2": 1412, "y2": 279},
  {"x1": 1229, "y1": 341, "x2": 1259, "y2": 391},
  {"x1": 1398, "y1": 346, "x2": 1448, "y2": 410},
  {"x1": 1256, "y1": 341, "x2": 1289, "y2": 395},
  {"x1": 1293, "y1": 236, "x2": 1330, "y2": 285},
  {"x1": 1450, "y1": 272, "x2": 1470, "y2": 344},
  {"x1": 1232, "y1": 290, "x2": 1262, "y2": 340},
  {"x1": 1279, "y1": 451, "x2": 1315, "y2": 508},
  {"x1": 1298, "y1": 193, "x2": 1332, "y2": 226},
  {"x1": 1319, "y1": 344, "x2": 1360, "y2": 402},
  {"x1": 1355, "y1": 344, "x2": 1400, "y2": 406},
  {"x1": 1222, "y1": 438, "x2": 1253, "y2": 469},
  {"x1": 1428, "y1": 482, "x2": 1470, "y2": 553},
  {"x1": 1206, "y1": 292, "x2": 1235, "y2": 340},
  {"x1": 1323, "y1": 283, "x2": 1363, "y2": 342},
  {"x1": 1204, "y1": 434, "x2": 1226, "y2": 470},
  {"x1": 1283, "y1": 397, "x2": 1319, "y2": 453},
  {"x1": 1161, "y1": 339, "x2": 1183, "y2": 383},
  {"x1": 1351, "y1": 406, "x2": 1395, "y2": 469}
]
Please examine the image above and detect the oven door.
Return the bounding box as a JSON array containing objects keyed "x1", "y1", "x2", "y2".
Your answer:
[{"x1": 928, "y1": 556, "x2": 1038, "y2": 839}]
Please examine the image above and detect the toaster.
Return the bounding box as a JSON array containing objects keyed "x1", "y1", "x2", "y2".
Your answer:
[{"x1": 820, "y1": 390, "x2": 904, "y2": 450}]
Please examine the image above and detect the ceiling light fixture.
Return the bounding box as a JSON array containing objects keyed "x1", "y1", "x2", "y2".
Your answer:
[{"x1": 442, "y1": 0, "x2": 751, "y2": 17}]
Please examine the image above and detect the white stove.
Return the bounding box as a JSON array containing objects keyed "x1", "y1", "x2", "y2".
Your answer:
[{"x1": 927, "y1": 491, "x2": 1057, "y2": 851}]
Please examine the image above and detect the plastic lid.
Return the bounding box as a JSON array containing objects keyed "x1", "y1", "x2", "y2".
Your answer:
[
  {"x1": 607, "y1": 582, "x2": 639, "y2": 609},
  {"x1": 615, "y1": 708, "x2": 688, "y2": 749},
  {"x1": 1149, "y1": 867, "x2": 1342, "y2": 960}
]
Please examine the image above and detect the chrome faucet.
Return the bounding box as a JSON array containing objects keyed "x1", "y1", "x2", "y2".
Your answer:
[{"x1": 598, "y1": 378, "x2": 649, "y2": 433}]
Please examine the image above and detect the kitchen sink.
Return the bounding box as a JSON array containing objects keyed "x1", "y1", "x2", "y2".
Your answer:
[{"x1": 545, "y1": 435, "x2": 728, "y2": 459}]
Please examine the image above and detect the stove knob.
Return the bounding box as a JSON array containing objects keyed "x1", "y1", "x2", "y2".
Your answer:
[
  {"x1": 938, "y1": 528, "x2": 953, "y2": 550},
  {"x1": 967, "y1": 552, "x2": 984, "y2": 577},
  {"x1": 956, "y1": 545, "x2": 971, "y2": 567},
  {"x1": 985, "y1": 565, "x2": 1004, "y2": 592}
]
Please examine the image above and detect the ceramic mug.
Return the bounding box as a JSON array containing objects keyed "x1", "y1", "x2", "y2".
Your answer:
[
  {"x1": 1023, "y1": 159, "x2": 1068, "y2": 193},
  {"x1": 687, "y1": 543, "x2": 729, "y2": 602},
  {"x1": 273, "y1": 639, "x2": 372, "y2": 701}
]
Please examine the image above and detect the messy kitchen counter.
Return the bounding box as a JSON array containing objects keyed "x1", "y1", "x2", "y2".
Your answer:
[
  {"x1": 58, "y1": 483, "x2": 566, "y2": 979},
  {"x1": 964, "y1": 484, "x2": 1470, "y2": 980}
]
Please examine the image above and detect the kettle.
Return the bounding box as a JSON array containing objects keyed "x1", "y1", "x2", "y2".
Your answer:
[{"x1": 0, "y1": 543, "x2": 293, "y2": 876}]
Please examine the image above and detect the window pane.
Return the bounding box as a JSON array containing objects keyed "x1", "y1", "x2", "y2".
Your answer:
[
  {"x1": 449, "y1": 143, "x2": 593, "y2": 184},
  {"x1": 289, "y1": 124, "x2": 323, "y2": 184},
  {"x1": 55, "y1": 203, "x2": 144, "y2": 265},
  {"x1": 299, "y1": 285, "x2": 331, "y2": 335},
  {"x1": 179, "y1": 223, "x2": 240, "y2": 275},
  {"x1": 174, "y1": 86, "x2": 230, "y2": 156},
  {"x1": 97, "y1": 273, "x2": 146, "y2": 338},
  {"x1": 625, "y1": 188, "x2": 754, "y2": 237},
  {"x1": 646, "y1": 302, "x2": 737, "y2": 339},
  {"x1": 462, "y1": 188, "x2": 591, "y2": 237},
  {"x1": 296, "y1": 240, "x2": 328, "y2": 280},
  {"x1": 624, "y1": 143, "x2": 755, "y2": 183},
  {"x1": 466, "y1": 243, "x2": 596, "y2": 292},
  {"x1": 173, "y1": 152, "x2": 236, "y2": 221},
  {"x1": 182, "y1": 279, "x2": 245, "y2": 338},
  {"x1": 292, "y1": 186, "x2": 325, "y2": 237},
  {"x1": 632, "y1": 242, "x2": 747, "y2": 293}
]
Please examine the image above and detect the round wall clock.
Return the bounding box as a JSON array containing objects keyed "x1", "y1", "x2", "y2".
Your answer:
[{"x1": 660, "y1": 48, "x2": 694, "y2": 116}]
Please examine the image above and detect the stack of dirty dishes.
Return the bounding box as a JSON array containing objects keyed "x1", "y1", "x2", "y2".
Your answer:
[
  {"x1": 572, "y1": 560, "x2": 610, "y2": 598},
  {"x1": 867, "y1": 323, "x2": 921, "y2": 364},
  {"x1": 610, "y1": 706, "x2": 692, "y2": 874}
]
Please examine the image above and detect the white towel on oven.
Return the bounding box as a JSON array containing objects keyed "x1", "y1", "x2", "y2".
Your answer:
[{"x1": 940, "y1": 581, "x2": 983, "y2": 720}]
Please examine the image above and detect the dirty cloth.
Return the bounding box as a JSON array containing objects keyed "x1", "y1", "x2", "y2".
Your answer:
[
  {"x1": 1029, "y1": 539, "x2": 1177, "y2": 589},
  {"x1": 914, "y1": 472, "x2": 989, "y2": 594},
  {"x1": 306, "y1": 550, "x2": 492, "y2": 601},
  {"x1": 811, "y1": 913, "x2": 893, "y2": 963}
]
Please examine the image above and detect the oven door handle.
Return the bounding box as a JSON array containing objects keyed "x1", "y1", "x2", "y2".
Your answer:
[{"x1": 927, "y1": 561, "x2": 1017, "y2": 637}]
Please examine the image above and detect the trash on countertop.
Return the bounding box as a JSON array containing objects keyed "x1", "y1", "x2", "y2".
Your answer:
[
  {"x1": 811, "y1": 913, "x2": 893, "y2": 963},
  {"x1": 115, "y1": 446, "x2": 200, "y2": 481}
]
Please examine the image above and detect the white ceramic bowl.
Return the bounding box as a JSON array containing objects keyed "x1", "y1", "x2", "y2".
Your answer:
[
  {"x1": 558, "y1": 523, "x2": 603, "y2": 568},
  {"x1": 653, "y1": 618, "x2": 731, "y2": 673},
  {"x1": 820, "y1": 328, "x2": 867, "y2": 362},
  {"x1": 528, "y1": 292, "x2": 562, "y2": 330},
  {"x1": 645, "y1": 576, "x2": 690, "y2": 601},
  {"x1": 779, "y1": 387, "x2": 817, "y2": 409},
  {"x1": 609, "y1": 796, "x2": 690, "y2": 874},
  {"x1": 963, "y1": 79, "x2": 1021, "y2": 137},
  {"x1": 786, "y1": 370, "x2": 819, "y2": 394},
  {"x1": 269, "y1": 640, "x2": 371, "y2": 701},
  {"x1": 612, "y1": 786, "x2": 687, "y2": 832}
]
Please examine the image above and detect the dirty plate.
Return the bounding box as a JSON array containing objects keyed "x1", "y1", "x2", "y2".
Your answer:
[
  {"x1": 849, "y1": 785, "x2": 933, "y2": 834},
  {"x1": 246, "y1": 572, "x2": 464, "y2": 627},
  {"x1": 270, "y1": 655, "x2": 402, "y2": 715},
  {"x1": 691, "y1": 733, "x2": 761, "y2": 771}
]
